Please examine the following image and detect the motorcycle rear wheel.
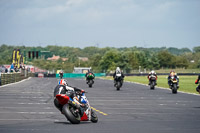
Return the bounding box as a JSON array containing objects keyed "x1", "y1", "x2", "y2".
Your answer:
[{"x1": 150, "y1": 81, "x2": 155, "y2": 90}]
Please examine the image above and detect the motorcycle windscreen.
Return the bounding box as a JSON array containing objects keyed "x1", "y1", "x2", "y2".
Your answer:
[{"x1": 116, "y1": 73, "x2": 121, "y2": 77}]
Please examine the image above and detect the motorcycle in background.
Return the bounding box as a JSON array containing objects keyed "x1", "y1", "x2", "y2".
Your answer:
[
  {"x1": 169, "y1": 76, "x2": 179, "y2": 94},
  {"x1": 86, "y1": 73, "x2": 94, "y2": 88},
  {"x1": 59, "y1": 71, "x2": 63, "y2": 79},
  {"x1": 114, "y1": 74, "x2": 123, "y2": 91},
  {"x1": 149, "y1": 75, "x2": 157, "y2": 90},
  {"x1": 195, "y1": 79, "x2": 200, "y2": 94}
]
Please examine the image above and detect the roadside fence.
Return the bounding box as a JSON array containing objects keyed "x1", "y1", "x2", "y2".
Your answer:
[{"x1": 0, "y1": 69, "x2": 34, "y2": 86}]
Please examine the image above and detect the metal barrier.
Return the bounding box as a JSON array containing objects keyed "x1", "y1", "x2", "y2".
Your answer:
[
  {"x1": 56, "y1": 73, "x2": 106, "y2": 78},
  {"x1": 0, "y1": 70, "x2": 35, "y2": 86}
]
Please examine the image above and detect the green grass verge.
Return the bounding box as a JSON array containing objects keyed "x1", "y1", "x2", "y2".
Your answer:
[{"x1": 102, "y1": 76, "x2": 199, "y2": 94}]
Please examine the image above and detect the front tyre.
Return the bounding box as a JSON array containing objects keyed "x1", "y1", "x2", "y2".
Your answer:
[
  {"x1": 116, "y1": 82, "x2": 121, "y2": 91},
  {"x1": 172, "y1": 84, "x2": 177, "y2": 94},
  {"x1": 91, "y1": 109, "x2": 98, "y2": 123},
  {"x1": 62, "y1": 104, "x2": 81, "y2": 124}
]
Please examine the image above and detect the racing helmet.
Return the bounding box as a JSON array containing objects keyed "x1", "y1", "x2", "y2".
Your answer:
[
  {"x1": 151, "y1": 70, "x2": 155, "y2": 74},
  {"x1": 170, "y1": 70, "x2": 176, "y2": 76},
  {"x1": 58, "y1": 79, "x2": 68, "y2": 86},
  {"x1": 116, "y1": 67, "x2": 121, "y2": 73}
]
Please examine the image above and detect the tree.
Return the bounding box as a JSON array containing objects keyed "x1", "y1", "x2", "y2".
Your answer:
[
  {"x1": 157, "y1": 51, "x2": 175, "y2": 68},
  {"x1": 89, "y1": 54, "x2": 102, "y2": 73},
  {"x1": 193, "y1": 46, "x2": 200, "y2": 53},
  {"x1": 127, "y1": 51, "x2": 139, "y2": 70},
  {"x1": 116, "y1": 52, "x2": 131, "y2": 73},
  {"x1": 175, "y1": 56, "x2": 189, "y2": 68},
  {"x1": 149, "y1": 54, "x2": 160, "y2": 70},
  {"x1": 99, "y1": 50, "x2": 119, "y2": 73}
]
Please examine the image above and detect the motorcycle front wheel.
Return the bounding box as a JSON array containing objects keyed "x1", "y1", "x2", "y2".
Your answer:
[
  {"x1": 91, "y1": 109, "x2": 98, "y2": 123},
  {"x1": 172, "y1": 84, "x2": 177, "y2": 94},
  {"x1": 62, "y1": 104, "x2": 81, "y2": 124}
]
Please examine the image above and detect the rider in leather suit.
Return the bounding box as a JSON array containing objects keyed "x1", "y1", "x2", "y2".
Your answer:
[
  {"x1": 195, "y1": 74, "x2": 200, "y2": 92},
  {"x1": 54, "y1": 79, "x2": 85, "y2": 116},
  {"x1": 113, "y1": 67, "x2": 125, "y2": 86}
]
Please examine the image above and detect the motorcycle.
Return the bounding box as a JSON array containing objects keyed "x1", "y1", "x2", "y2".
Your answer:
[
  {"x1": 86, "y1": 73, "x2": 94, "y2": 88},
  {"x1": 149, "y1": 75, "x2": 157, "y2": 90},
  {"x1": 59, "y1": 72, "x2": 63, "y2": 79},
  {"x1": 114, "y1": 75, "x2": 123, "y2": 91},
  {"x1": 169, "y1": 76, "x2": 179, "y2": 94},
  {"x1": 54, "y1": 86, "x2": 98, "y2": 124},
  {"x1": 195, "y1": 80, "x2": 200, "y2": 94}
]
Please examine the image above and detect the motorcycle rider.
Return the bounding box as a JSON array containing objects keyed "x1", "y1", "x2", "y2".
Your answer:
[
  {"x1": 54, "y1": 79, "x2": 85, "y2": 116},
  {"x1": 85, "y1": 70, "x2": 95, "y2": 83},
  {"x1": 59, "y1": 70, "x2": 64, "y2": 79},
  {"x1": 147, "y1": 70, "x2": 157, "y2": 85},
  {"x1": 195, "y1": 74, "x2": 200, "y2": 93},
  {"x1": 168, "y1": 70, "x2": 179, "y2": 88},
  {"x1": 113, "y1": 67, "x2": 125, "y2": 86}
]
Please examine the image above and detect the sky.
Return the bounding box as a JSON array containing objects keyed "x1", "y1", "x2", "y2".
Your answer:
[{"x1": 0, "y1": 0, "x2": 199, "y2": 48}]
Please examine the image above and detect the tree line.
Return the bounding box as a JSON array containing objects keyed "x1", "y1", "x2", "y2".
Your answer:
[{"x1": 0, "y1": 44, "x2": 200, "y2": 73}]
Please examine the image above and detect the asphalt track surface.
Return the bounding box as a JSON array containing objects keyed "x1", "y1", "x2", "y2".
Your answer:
[{"x1": 0, "y1": 77, "x2": 200, "y2": 133}]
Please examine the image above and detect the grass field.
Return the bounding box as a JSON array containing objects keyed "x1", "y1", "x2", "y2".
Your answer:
[{"x1": 103, "y1": 75, "x2": 199, "y2": 94}]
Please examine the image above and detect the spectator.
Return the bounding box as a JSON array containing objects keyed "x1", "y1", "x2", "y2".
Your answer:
[{"x1": 10, "y1": 63, "x2": 14, "y2": 72}]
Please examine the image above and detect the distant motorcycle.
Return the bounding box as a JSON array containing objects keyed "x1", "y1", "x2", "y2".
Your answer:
[
  {"x1": 59, "y1": 71, "x2": 63, "y2": 79},
  {"x1": 114, "y1": 75, "x2": 123, "y2": 91},
  {"x1": 54, "y1": 86, "x2": 98, "y2": 124},
  {"x1": 149, "y1": 75, "x2": 157, "y2": 90},
  {"x1": 86, "y1": 73, "x2": 94, "y2": 88},
  {"x1": 169, "y1": 76, "x2": 179, "y2": 94},
  {"x1": 195, "y1": 79, "x2": 200, "y2": 94}
]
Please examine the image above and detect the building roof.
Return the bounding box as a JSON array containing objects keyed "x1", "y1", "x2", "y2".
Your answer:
[
  {"x1": 62, "y1": 58, "x2": 68, "y2": 61},
  {"x1": 78, "y1": 57, "x2": 88, "y2": 61},
  {"x1": 47, "y1": 55, "x2": 60, "y2": 61}
]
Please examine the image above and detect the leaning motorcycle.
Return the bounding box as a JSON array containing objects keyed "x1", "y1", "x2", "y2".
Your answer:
[
  {"x1": 149, "y1": 75, "x2": 157, "y2": 90},
  {"x1": 195, "y1": 80, "x2": 200, "y2": 94},
  {"x1": 54, "y1": 86, "x2": 98, "y2": 124},
  {"x1": 86, "y1": 73, "x2": 94, "y2": 88},
  {"x1": 115, "y1": 75, "x2": 123, "y2": 91},
  {"x1": 169, "y1": 76, "x2": 179, "y2": 94}
]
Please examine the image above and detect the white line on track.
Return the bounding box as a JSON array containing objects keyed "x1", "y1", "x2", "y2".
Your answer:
[
  {"x1": 0, "y1": 119, "x2": 60, "y2": 121},
  {"x1": 0, "y1": 107, "x2": 53, "y2": 109},
  {"x1": 0, "y1": 112, "x2": 57, "y2": 114},
  {"x1": 0, "y1": 77, "x2": 32, "y2": 88},
  {"x1": 18, "y1": 103, "x2": 50, "y2": 105},
  {"x1": 19, "y1": 97, "x2": 49, "y2": 99},
  {"x1": 107, "y1": 112, "x2": 197, "y2": 115},
  {"x1": 21, "y1": 92, "x2": 45, "y2": 94}
]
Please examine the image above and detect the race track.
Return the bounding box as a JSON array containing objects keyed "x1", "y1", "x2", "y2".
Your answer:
[{"x1": 0, "y1": 77, "x2": 200, "y2": 133}]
